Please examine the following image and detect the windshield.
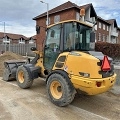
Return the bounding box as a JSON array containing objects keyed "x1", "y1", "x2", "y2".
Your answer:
[{"x1": 64, "y1": 22, "x2": 92, "y2": 51}]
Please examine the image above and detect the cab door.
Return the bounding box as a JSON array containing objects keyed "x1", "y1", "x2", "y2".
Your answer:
[{"x1": 44, "y1": 24, "x2": 61, "y2": 70}]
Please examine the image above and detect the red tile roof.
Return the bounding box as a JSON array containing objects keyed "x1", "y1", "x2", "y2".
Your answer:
[
  {"x1": 106, "y1": 19, "x2": 115, "y2": 24},
  {"x1": 97, "y1": 16, "x2": 110, "y2": 25},
  {"x1": 29, "y1": 35, "x2": 36, "y2": 40},
  {"x1": 0, "y1": 32, "x2": 28, "y2": 40},
  {"x1": 79, "y1": 3, "x2": 92, "y2": 10},
  {"x1": 33, "y1": 1, "x2": 80, "y2": 20},
  {"x1": 106, "y1": 19, "x2": 118, "y2": 27},
  {"x1": 33, "y1": 1, "x2": 97, "y2": 20}
]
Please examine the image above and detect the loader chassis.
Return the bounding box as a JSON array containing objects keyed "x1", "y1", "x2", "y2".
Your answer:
[{"x1": 3, "y1": 20, "x2": 116, "y2": 107}]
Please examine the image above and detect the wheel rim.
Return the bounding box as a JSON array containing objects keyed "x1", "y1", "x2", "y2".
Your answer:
[
  {"x1": 18, "y1": 70, "x2": 24, "y2": 83},
  {"x1": 50, "y1": 80, "x2": 62, "y2": 99}
]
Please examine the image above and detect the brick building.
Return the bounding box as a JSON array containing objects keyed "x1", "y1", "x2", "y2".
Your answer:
[
  {"x1": 28, "y1": 35, "x2": 36, "y2": 44},
  {"x1": 106, "y1": 19, "x2": 119, "y2": 43},
  {"x1": 118, "y1": 28, "x2": 120, "y2": 43},
  {"x1": 96, "y1": 18, "x2": 119, "y2": 43},
  {"x1": 33, "y1": 1, "x2": 97, "y2": 50},
  {"x1": 33, "y1": 1, "x2": 120, "y2": 50},
  {"x1": 96, "y1": 17, "x2": 110, "y2": 42}
]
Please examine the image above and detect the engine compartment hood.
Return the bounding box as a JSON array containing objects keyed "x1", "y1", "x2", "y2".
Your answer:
[{"x1": 87, "y1": 51, "x2": 112, "y2": 61}]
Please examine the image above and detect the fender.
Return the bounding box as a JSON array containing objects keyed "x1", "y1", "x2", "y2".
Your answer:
[
  {"x1": 23, "y1": 64, "x2": 41, "y2": 80},
  {"x1": 46, "y1": 69, "x2": 74, "y2": 90}
]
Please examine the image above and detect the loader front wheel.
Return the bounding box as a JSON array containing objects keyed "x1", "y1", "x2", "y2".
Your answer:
[
  {"x1": 16, "y1": 66, "x2": 33, "y2": 89},
  {"x1": 47, "y1": 73, "x2": 75, "y2": 107}
]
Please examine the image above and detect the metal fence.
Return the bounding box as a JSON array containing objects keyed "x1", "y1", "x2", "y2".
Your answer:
[{"x1": 0, "y1": 43, "x2": 36, "y2": 56}]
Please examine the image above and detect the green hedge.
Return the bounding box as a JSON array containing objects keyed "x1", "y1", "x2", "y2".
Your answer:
[{"x1": 95, "y1": 42, "x2": 120, "y2": 59}]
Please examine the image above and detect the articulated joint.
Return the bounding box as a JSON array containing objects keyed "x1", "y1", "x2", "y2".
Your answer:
[{"x1": 23, "y1": 64, "x2": 41, "y2": 80}]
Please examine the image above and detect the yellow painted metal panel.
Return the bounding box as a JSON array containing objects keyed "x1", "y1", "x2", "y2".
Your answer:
[
  {"x1": 71, "y1": 73, "x2": 116, "y2": 95},
  {"x1": 65, "y1": 51, "x2": 102, "y2": 78}
]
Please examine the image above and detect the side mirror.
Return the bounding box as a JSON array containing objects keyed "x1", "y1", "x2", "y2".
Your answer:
[{"x1": 31, "y1": 47, "x2": 37, "y2": 51}]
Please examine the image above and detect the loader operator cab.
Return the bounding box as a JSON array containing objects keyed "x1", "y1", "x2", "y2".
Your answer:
[{"x1": 44, "y1": 20, "x2": 95, "y2": 70}]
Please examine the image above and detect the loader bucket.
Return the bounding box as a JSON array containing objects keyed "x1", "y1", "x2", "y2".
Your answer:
[{"x1": 3, "y1": 60, "x2": 26, "y2": 81}]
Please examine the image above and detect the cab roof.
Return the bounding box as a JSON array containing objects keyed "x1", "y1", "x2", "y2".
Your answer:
[{"x1": 47, "y1": 20, "x2": 93, "y2": 29}]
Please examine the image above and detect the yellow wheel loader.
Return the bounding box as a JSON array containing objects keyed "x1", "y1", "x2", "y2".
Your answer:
[{"x1": 3, "y1": 20, "x2": 116, "y2": 107}]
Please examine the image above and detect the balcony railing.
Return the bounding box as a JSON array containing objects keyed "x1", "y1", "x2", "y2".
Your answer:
[
  {"x1": 111, "y1": 31, "x2": 118, "y2": 37},
  {"x1": 3, "y1": 39, "x2": 10, "y2": 43},
  {"x1": 19, "y1": 41, "x2": 25, "y2": 44},
  {"x1": 85, "y1": 20, "x2": 97, "y2": 30}
]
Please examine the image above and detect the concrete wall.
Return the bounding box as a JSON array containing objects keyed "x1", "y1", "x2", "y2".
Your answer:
[{"x1": 0, "y1": 44, "x2": 36, "y2": 56}]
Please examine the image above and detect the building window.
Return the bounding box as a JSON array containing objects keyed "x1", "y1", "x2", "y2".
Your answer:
[
  {"x1": 111, "y1": 36, "x2": 116, "y2": 43},
  {"x1": 29, "y1": 38, "x2": 34, "y2": 44},
  {"x1": 3, "y1": 36, "x2": 10, "y2": 43},
  {"x1": 76, "y1": 12, "x2": 80, "y2": 21},
  {"x1": 95, "y1": 33, "x2": 96, "y2": 42},
  {"x1": 103, "y1": 34, "x2": 105, "y2": 41},
  {"x1": 107, "y1": 35, "x2": 109, "y2": 42},
  {"x1": 54, "y1": 15, "x2": 60, "y2": 24},
  {"x1": 92, "y1": 17, "x2": 95, "y2": 23},
  {"x1": 36, "y1": 25, "x2": 40, "y2": 34},
  {"x1": 103, "y1": 24, "x2": 105, "y2": 30},
  {"x1": 19, "y1": 38, "x2": 25, "y2": 44},
  {"x1": 107, "y1": 26, "x2": 109, "y2": 31},
  {"x1": 99, "y1": 22, "x2": 101, "y2": 28},
  {"x1": 98, "y1": 33, "x2": 101, "y2": 41}
]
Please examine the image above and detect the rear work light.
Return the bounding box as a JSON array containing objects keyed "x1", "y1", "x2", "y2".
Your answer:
[{"x1": 101, "y1": 55, "x2": 111, "y2": 71}]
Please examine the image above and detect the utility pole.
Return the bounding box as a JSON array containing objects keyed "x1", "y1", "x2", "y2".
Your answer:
[{"x1": 0, "y1": 21, "x2": 6, "y2": 52}]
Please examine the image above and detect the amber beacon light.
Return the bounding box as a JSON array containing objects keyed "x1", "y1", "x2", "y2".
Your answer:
[{"x1": 80, "y1": 8, "x2": 85, "y2": 16}]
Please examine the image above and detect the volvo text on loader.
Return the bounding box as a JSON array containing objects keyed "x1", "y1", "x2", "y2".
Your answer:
[{"x1": 3, "y1": 20, "x2": 116, "y2": 107}]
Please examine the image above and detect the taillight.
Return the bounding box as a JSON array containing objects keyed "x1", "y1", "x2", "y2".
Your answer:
[
  {"x1": 101, "y1": 55, "x2": 111, "y2": 71},
  {"x1": 96, "y1": 82, "x2": 102, "y2": 87}
]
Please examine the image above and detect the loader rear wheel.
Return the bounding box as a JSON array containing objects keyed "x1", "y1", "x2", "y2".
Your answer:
[
  {"x1": 47, "y1": 73, "x2": 75, "y2": 107},
  {"x1": 16, "y1": 66, "x2": 33, "y2": 89}
]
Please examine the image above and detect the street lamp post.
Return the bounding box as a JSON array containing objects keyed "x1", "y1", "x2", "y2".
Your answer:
[
  {"x1": 40, "y1": 1, "x2": 49, "y2": 26},
  {"x1": 0, "y1": 21, "x2": 6, "y2": 52},
  {"x1": 0, "y1": 21, "x2": 5, "y2": 39}
]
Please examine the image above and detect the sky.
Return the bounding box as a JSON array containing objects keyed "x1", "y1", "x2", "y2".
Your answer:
[{"x1": 0, "y1": 0, "x2": 120, "y2": 37}]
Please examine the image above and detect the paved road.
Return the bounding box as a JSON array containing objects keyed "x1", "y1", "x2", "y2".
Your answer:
[{"x1": 0, "y1": 77, "x2": 120, "y2": 120}]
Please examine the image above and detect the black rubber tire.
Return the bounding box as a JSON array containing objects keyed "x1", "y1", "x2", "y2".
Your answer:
[
  {"x1": 47, "y1": 73, "x2": 76, "y2": 107},
  {"x1": 16, "y1": 66, "x2": 33, "y2": 89}
]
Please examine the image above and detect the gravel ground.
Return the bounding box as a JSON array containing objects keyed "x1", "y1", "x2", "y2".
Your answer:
[{"x1": 0, "y1": 77, "x2": 120, "y2": 120}]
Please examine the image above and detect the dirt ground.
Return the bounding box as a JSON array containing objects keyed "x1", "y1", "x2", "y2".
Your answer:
[
  {"x1": 0, "y1": 51, "x2": 26, "y2": 77},
  {"x1": 0, "y1": 52, "x2": 120, "y2": 120},
  {"x1": 0, "y1": 77, "x2": 120, "y2": 120}
]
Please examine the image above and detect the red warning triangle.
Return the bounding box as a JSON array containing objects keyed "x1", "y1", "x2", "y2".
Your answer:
[{"x1": 101, "y1": 56, "x2": 111, "y2": 71}]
